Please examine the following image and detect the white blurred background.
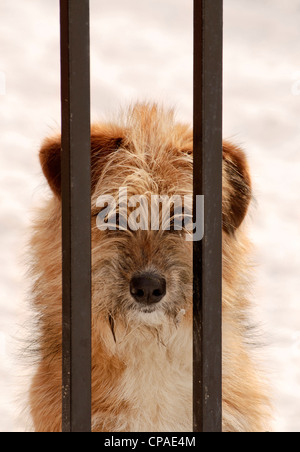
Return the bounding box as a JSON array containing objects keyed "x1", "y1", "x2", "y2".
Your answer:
[{"x1": 0, "y1": 0, "x2": 299, "y2": 432}]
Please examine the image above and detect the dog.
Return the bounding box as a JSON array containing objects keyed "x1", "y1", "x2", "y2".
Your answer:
[{"x1": 28, "y1": 103, "x2": 270, "y2": 432}]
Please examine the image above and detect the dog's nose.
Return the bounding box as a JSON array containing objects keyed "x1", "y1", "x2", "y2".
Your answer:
[{"x1": 130, "y1": 273, "x2": 166, "y2": 305}]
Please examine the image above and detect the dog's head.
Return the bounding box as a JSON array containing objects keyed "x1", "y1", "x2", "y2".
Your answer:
[{"x1": 39, "y1": 104, "x2": 251, "y2": 330}]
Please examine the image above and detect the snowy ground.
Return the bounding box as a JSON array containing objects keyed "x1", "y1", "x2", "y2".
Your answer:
[{"x1": 0, "y1": 0, "x2": 300, "y2": 432}]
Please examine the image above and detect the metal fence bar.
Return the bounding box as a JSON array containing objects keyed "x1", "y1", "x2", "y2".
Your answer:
[
  {"x1": 60, "y1": 0, "x2": 92, "y2": 432},
  {"x1": 193, "y1": 0, "x2": 223, "y2": 432}
]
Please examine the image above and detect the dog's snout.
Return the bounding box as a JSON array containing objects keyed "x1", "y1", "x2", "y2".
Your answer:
[{"x1": 130, "y1": 273, "x2": 166, "y2": 305}]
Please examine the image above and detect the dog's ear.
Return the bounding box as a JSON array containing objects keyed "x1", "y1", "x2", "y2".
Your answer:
[
  {"x1": 222, "y1": 141, "x2": 252, "y2": 234},
  {"x1": 39, "y1": 134, "x2": 62, "y2": 197},
  {"x1": 39, "y1": 125, "x2": 124, "y2": 198}
]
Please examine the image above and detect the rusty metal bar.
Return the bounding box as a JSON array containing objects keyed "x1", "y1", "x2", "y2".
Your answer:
[
  {"x1": 193, "y1": 0, "x2": 223, "y2": 432},
  {"x1": 60, "y1": 0, "x2": 92, "y2": 432}
]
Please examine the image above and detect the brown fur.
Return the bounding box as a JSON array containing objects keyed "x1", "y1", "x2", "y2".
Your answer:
[{"x1": 28, "y1": 103, "x2": 270, "y2": 432}]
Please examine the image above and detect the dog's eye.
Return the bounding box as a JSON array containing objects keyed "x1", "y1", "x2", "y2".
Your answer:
[
  {"x1": 93, "y1": 205, "x2": 120, "y2": 230},
  {"x1": 167, "y1": 215, "x2": 185, "y2": 234},
  {"x1": 92, "y1": 204, "x2": 108, "y2": 218}
]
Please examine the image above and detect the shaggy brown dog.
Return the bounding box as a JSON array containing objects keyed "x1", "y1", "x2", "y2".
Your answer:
[{"x1": 28, "y1": 104, "x2": 270, "y2": 432}]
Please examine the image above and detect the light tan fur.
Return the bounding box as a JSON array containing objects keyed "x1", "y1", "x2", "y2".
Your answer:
[{"x1": 28, "y1": 103, "x2": 270, "y2": 432}]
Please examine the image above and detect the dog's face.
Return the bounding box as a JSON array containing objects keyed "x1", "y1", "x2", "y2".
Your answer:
[{"x1": 39, "y1": 104, "x2": 251, "y2": 329}]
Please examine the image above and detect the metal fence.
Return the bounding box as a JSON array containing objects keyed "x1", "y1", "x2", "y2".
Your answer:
[{"x1": 60, "y1": 0, "x2": 223, "y2": 433}]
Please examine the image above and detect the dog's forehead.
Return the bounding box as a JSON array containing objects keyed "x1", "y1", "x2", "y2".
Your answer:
[{"x1": 93, "y1": 141, "x2": 193, "y2": 200}]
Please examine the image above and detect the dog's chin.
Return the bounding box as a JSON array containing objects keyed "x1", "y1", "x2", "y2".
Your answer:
[{"x1": 129, "y1": 304, "x2": 168, "y2": 327}]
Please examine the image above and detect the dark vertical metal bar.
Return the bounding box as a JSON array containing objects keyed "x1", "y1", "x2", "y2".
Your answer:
[
  {"x1": 60, "y1": 0, "x2": 91, "y2": 432},
  {"x1": 193, "y1": 0, "x2": 223, "y2": 432}
]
